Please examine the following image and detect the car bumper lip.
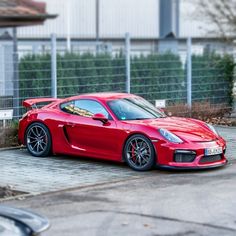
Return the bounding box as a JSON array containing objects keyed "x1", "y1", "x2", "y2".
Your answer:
[{"x1": 157, "y1": 159, "x2": 228, "y2": 170}]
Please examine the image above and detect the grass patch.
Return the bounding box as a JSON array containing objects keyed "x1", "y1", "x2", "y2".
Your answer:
[{"x1": 0, "y1": 186, "x2": 27, "y2": 199}]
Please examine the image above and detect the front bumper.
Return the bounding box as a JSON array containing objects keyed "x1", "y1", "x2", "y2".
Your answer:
[
  {"x1": 153, "y1": 137, "x2": 227, "y2": 169},
  {"x1": 157, "y1": 160, "x2": 227, "y2": 170}
]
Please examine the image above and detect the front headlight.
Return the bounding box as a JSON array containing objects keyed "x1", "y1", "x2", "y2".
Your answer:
[
  {"x1": 159, "y1": 128, "x2": 183, "y2": 143},
  {"x1": 206, "y1": 123, "x2": 219, "y2": 136}
]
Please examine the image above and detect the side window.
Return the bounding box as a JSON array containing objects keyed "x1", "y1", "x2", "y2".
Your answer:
[
  {"x1": 60, "y1": 101, "x2": 75, "y2": 114},
  {"x1": 73, "y1": 100, "x2": 110, "y2": 118}
]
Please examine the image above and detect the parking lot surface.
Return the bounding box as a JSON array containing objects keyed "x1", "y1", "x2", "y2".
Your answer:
[
  {"x1": 5, "y1": 160, "x2": 236, "y2": 236},
  {"x1": 0, "y1": 148, "x2": 146, "y2": 194},
  {"x1": 0, "y1": 126, "x2": 235, "y2": 194},
  {"x1": 1, "y1": 126, "x2": 236, "y2": 236}
]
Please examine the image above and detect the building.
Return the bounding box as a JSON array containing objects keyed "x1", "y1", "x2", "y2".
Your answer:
[
  {"x1": 0, "y1": 0, "x2": 235, "y2": 99},
  {"x1": 0, "y1": 0, "x2": 56, "y2": 101},
  {"x1": 0, "y1": 0, "x2": 233, "y2": 55}
]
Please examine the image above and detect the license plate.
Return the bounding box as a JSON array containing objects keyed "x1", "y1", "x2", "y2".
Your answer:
[{"x1": 205, "y1": 146, "x2": 223, "y2": 156}]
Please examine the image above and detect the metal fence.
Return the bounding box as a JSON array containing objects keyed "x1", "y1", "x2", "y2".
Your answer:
[{"x1": 0, "y1": 33, "x2": 235, "y2": 126}]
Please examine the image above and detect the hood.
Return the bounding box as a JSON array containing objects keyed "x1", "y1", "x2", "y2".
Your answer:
[{"x1": 124, "y1": 117, "x2": 217, "y2": 142}]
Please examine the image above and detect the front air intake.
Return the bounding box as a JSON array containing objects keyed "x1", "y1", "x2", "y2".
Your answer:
[
  {"x1": 174, "y1": 150, "x2": 196, "y2": 163},
  {"x1": 200, "y1": 155, "x2": 222, "y2": 163}
]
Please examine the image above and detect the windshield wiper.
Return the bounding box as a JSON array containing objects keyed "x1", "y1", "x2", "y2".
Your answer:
[
  {"x1": 133, "y1": 118, "x2": 152, "y2": 120},
  {"x1": 134, "y1": 116, "x2": 166, "y2": 120}
]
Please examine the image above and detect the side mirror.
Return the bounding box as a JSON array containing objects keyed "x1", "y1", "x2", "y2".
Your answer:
[{"x1": 92, "y1": 113, "x2": 108, "y2": 124}]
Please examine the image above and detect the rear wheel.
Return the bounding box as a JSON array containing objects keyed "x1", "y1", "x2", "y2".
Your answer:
[
  {"x1": 25, "y1": 122, "x2": 51, "y2": 157},
  {"x1": 124, "y1": 134, "x2": 155, "y2": 171}
]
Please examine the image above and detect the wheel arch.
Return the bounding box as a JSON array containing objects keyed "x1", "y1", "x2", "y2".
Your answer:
[
  {"x1": 24, "y1": 120, "x2": 53, "y2": 153},
  {"x1": 122, "y1": 132, "x2": 158, "y2": 163}
]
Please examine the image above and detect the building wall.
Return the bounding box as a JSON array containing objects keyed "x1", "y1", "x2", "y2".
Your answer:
[
  {"x1": 99, "y1": 0, "x2": 159, "y2": 38},
  {"x1": 179, "y1": 0, "x2": 216, "y2": 38},
  {"x1": 17, "y1": 0, "x2": 210, "y2": 39},
  {"x1": 0, "y1": 42, "x2": 14, "y2": 96},
  {"x1": 18, "y1": 0, "x2": 94, "y2": 38},
  {"x1": 18, "y1": 0, "x2": 159, "y2": 39}
]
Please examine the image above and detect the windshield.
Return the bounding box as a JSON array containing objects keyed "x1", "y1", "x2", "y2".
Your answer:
[{"x1": 107, "y1": 97, "x2": 166, "y2": 120}]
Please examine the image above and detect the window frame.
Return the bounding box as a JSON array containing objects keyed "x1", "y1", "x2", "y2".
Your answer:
[{"x1": 60, "y1": 99, "x2": 113, "y2": 120}]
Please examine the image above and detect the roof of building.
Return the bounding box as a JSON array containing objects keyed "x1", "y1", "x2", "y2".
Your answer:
[{"x1": 0, "y1": 0, "x2": 57, "y2": 27}]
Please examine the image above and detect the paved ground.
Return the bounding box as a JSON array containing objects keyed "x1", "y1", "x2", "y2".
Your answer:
[
  {"x1": 7, "y1": 164, "x2": 236, "y2": 236},
  {"x1": 0, "y1": 148, "x2": 144, "y2": 194},
  {"x1": 1, "y1": 126, "x2": 236, "y2": 235},
  {"x1": 0, "y1": 126, "x2": 235, "y2": 194}
]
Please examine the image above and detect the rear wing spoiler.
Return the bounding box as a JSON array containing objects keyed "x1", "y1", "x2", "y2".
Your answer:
[{"x1": 23, "y1": 98, "x2": 62, "y2": 109}]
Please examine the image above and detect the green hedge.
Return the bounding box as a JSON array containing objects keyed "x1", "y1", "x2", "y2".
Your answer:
[
  {"x1": 19, "y1": 54, "x2": 51, "y2": 99},
  {"x1": 19, "y1": 52, "x2": 126, "y2": 101},
  {"x1": 19, "y1": 51, "x2": 234, "y2": 109},
  {"x1": 192, "y1": 51, "x2": 234, "y2": 107},
  {"x1": 131, "y1": 53, "x2": 185, "y2": 103}
]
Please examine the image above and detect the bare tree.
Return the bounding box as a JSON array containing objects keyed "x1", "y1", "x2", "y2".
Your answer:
[{"x1": 196, "y1": 0, "x2": 236, "y2": 40}]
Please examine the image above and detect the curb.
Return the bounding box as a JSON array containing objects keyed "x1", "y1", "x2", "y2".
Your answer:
[
  {"x1": 215, "y1": 125, "x2": 236, "y2": 129},
  {"x1": 0, "y1": 146, "x2": 24, "y2": 152},
  {"x1": 0, "y1": 176, "x2": 144, "y2": 202},
  {"x1": 0, "y1": 193, "x2": 31, "y2": 203}
]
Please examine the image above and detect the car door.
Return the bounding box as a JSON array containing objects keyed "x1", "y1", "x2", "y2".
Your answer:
[{"x1": 62, "y1": 99, "x2": 121, "y2": 160}]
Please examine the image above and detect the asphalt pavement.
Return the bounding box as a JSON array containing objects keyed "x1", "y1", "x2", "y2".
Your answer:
[{"x1": 1, "y1": 126, "x2": 236, "y2": 236}]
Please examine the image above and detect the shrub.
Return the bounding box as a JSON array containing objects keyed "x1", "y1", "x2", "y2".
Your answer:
[
  {"x1": 191, "y1": 51, "x2": 234, "y2": 107},
  {"x1": 0, "y1": 121, "x2": 18, "y2": 148},
  {"x1": 131, "y1": 52, "x2": 185, "y2": 104},
  {"x1": 18, "y1": 51, "x2": 234, "y2": 116},
  {"x1": 165, "y1": 102, "x2": 231, "y2": 121}
]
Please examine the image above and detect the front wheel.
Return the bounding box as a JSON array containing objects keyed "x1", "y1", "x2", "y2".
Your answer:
[
  {"x1": 124, "y1": 134, "x2": 155, "y2": 171},
  {"x1": 25, "y1": 122, "x2": 51, "y2": 157}
]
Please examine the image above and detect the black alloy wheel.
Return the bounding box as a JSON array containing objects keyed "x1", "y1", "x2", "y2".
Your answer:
[
  {"x1": 124, "y1": 134, "x2": 155, "y2": 171},
  {"x1": 25, "y1": 122, "x2": 51, "y2": 157}
]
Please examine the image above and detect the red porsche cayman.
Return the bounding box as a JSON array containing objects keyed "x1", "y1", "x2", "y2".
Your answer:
[{"x1": 18, "y1": 93, "x2": 227, "y2": 171}]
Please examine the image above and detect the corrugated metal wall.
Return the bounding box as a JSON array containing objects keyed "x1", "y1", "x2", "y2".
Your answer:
[
  {"x1": 70, "y1": 0, "x2": 96, "y2": 38},
  {"x1": 17, "y1": 0, "x2": 210, "y2": 39},
  {"x1": 18, "y1": 0, "x2": 66, "y2": 38},
  {"x1": 179, "y1": 0, "x2": 215, "y2": 37},
  {"x1": 18, "y1": 0, "x2": 159, "y2": 39},
  {"x1": 99, "y1": 0, "x2": 159, "y2": 38}
]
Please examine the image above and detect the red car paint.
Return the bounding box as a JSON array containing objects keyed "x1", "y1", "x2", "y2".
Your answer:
[{"x1": 18, "y1": 93, "x2": 227, "y2": 169}]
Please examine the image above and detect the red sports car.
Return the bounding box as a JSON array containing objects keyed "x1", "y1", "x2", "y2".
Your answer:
[{"x1": 18, "y1": 93, "x2": 227, "y2": 171}]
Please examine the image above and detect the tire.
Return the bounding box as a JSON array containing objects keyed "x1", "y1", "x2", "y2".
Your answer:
[
  {"x1": 124, "y1": 134, "x2": 155, "y2": 171},
  {"x1": 25, "y1": 122, "x2": 51, "y2": 157}
]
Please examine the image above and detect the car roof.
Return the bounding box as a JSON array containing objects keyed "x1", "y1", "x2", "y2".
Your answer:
[{"x1": 68, "y1": 92, "x2": 137, "y2": 101}]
